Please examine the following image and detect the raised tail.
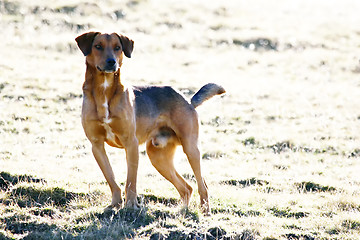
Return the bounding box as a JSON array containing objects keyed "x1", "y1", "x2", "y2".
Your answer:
[{"x1": 191, "y1": 83, "x2": 225, "y2": 108}]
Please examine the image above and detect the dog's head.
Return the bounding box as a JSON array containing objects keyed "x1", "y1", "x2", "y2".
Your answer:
[{"x1": 75, "y1": 32, "x2": 134, "y2": 73}]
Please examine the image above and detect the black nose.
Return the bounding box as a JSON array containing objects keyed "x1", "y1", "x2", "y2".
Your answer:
[{"x1": 106, "y1": 58, "x2": 116, "y2": 67}]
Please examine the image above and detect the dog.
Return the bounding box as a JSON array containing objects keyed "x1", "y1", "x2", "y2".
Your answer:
[{"x1": 75, "y1": 31, "x2": 225, "y2": 214}]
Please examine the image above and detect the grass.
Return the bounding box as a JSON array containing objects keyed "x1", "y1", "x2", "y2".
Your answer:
[
  {"x1": 1, "y1": 0, "x2": 360, "y2": 239},
  {"x1": 0, "y1": 172, "x2": 242, "y2": 239}
]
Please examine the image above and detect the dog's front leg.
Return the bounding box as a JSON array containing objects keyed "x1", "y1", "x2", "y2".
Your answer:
[
  {"x1": 92, "y1": 141, "x2": 122, "y2": 208},
  {"x1": 124, "y1": 137, "x2": 140, "y2": 208}
]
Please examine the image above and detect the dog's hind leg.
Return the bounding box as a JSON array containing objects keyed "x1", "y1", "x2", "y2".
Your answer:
[
  {"x1": 181, "y1": 139, "x2": 210, "y2": 215},
  {"x1": 174, "y1": 109, "x2": 210, "y2": 215},
  {"x1": 146, "y1": 141, "x2": 193, "y2": 206}
]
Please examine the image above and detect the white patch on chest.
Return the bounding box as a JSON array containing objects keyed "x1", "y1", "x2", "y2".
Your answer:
[
  {"x1": 103, "y1": 96, "x2": 110, "y2": 122},
  {"x1": 102, "y1": 76, "x2": 111, "y2": 89},
  {"x1": 102, "y1": 76, "x2": 112, "y2": 123}
]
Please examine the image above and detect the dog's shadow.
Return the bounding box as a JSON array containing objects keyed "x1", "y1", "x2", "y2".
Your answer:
[{"x1": 0, "y1": 171, "x2": 191, "y2": 239}]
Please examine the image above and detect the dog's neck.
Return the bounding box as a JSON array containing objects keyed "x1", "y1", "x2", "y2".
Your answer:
[{"x1": 83, "y1": 63, "x2": 124, "y2": 93}]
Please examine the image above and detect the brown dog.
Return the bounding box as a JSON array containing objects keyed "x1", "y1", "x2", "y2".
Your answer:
[{"x1": 75, "y1": 31, "x2": 225, "y2": 214}]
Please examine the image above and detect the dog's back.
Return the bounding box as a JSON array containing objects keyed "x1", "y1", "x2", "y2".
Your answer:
[
  {"x1": 134, "y1": 86, "x2": 189, "y2": 119},
  {"x1": 134, "y1": 83, "x2": 225, "y2": 119}
]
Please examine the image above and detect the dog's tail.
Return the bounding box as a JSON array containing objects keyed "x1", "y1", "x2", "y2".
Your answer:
[{"x1": 191, "y1": 83, "x2": 226, "y2": 108}]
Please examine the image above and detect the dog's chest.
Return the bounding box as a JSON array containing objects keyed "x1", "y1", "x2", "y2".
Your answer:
[
  {"x1": 102, "y1": 99, "x2": 113, "y2": 137},
  {"x1": 99, "y1": 77, "x2": 119, "y2": 146},
  {"x1": 101, "y1": 77, "x2": 111, "y2": 121}
]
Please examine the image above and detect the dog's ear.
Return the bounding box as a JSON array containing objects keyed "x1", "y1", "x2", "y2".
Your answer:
[
  {"x1": 117, "y1": 34, "x2": 134, "y2": 58},
  {"x1": 75, "y1": 32, "x2": 100, "y2": 56}
]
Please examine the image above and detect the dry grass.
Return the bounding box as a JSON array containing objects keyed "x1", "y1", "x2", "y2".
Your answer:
[{"x1": 1, "y1": 0, "x2": 360, "y2": 239}]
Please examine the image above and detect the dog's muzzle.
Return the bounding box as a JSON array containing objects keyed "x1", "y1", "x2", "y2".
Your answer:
[{"x1": 97, "y1": 58, "x2": 118, "y2": 73}]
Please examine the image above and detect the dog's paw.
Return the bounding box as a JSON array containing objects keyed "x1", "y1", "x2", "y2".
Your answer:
[
  {"x1": 104, "y1": 202, "x2": 122, "y2": 213},
  {"x1": 202, "y1": 209, "x2": 211, "y2": 217},
  {"x1": 201, "y1": 203, "x2": 211, "y2": 216},
  {"x1": 125, "y1": 198, "x2": 140, "y2": 209}
]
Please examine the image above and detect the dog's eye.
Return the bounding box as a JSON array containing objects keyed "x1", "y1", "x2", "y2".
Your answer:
[
  {"x1": 94, "y1": 45, "x2": 103, "y2": 50},
  {"x1": 114, "y1": 46, "x2": 121, "y2": 51}
]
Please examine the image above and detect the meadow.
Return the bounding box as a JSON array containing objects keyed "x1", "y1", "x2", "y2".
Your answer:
[{"x1": 1, "y1": 0, "x2": 360, "y2": 239}]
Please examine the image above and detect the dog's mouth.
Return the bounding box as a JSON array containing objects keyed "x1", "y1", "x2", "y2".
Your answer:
[{"x1": 96, "y1": 65, "x2": 118, "y2": 73}]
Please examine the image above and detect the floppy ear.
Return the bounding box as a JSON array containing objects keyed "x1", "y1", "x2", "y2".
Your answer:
[
  {"x1": 75, "y1": 32, "x2": 100, "y2": 56},
  {"x1": 117, "y1": 34, "x2": 134, "y2": 58}
]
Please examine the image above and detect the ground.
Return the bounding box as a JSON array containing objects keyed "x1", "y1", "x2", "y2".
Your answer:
[{"x1": 1, "y1": 0, "x2": 360, "y2": 239}]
